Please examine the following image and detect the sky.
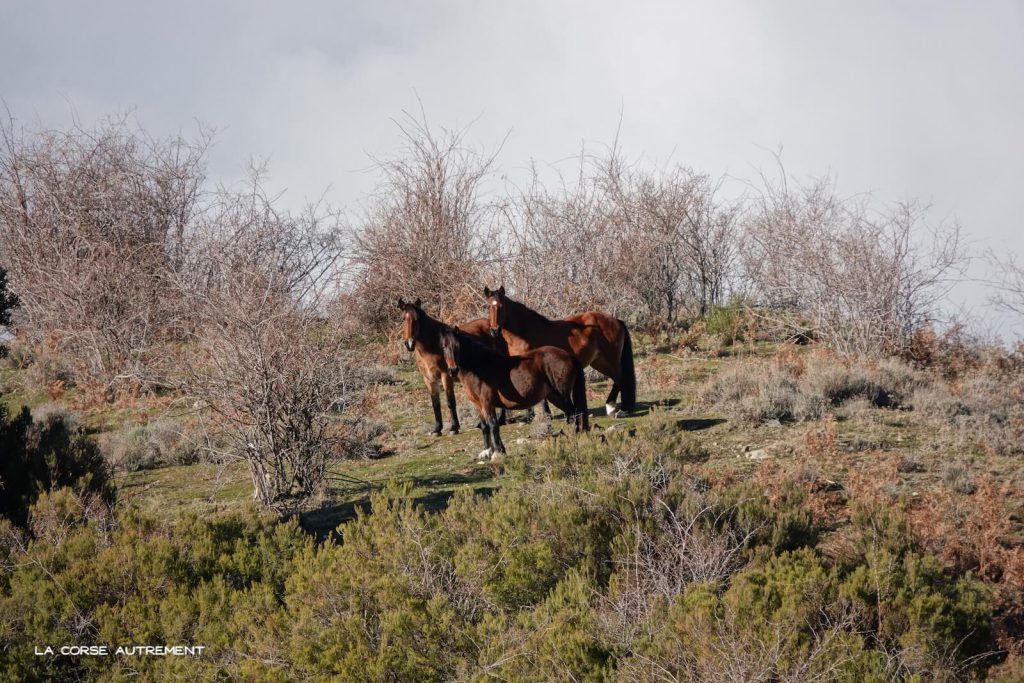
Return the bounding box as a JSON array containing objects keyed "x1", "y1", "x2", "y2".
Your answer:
[{"x1": 1, "y1": 0, "x2": 1022, "y2": 335}]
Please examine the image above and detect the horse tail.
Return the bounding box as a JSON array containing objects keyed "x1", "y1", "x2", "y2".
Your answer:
[
  {"x1": 570, "y1": 356, "x2": 590, "y2": 431},
  {"x1": 618, "y1": 320, "x2": 637, "y2": 413}
]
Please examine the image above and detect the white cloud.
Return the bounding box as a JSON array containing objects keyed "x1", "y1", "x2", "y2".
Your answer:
[{"x1": 1, "y1": 0, "x2": 1022, "y2": 333}]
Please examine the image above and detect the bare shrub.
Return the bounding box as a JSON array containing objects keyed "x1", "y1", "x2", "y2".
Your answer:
[
  {"x1": 351, "y1": 112, "x2": 502, "y2": 327},
  {"x1": 604, "y1": 496, "x2": 758, "y2": 646},
  {"x1": 500, "y1": 145, "x2": 740, "y2": 329},
  {"x1": 0, "y1": 113, "x2": 209, "y2": 392},
  {"x1": 598, "y1": 147, "x2": 739, "y2": 325},
  {"x1": 174, "y1": 175, "x2": 361, "y2": 509},
  {"x1": 742, "y1": 157, "x2": 965, "y2": 357},
  {"x1": 988, "y1": 250, "x2": 1024, "y2": 321},
  {"x1": 500, "y1": 157, "x2": 621, "y2": 316}
]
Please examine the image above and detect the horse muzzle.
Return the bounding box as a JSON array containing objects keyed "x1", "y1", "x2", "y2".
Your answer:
[
  {"x1": 404, "y1": 339, "x2": 414, "y2": 352},
  {"x1": 447, "y1": 367, "x2": 459, "y2": 378},
  {"x1": 489, "y1": 327, "x2": 501, "y2": 338}
]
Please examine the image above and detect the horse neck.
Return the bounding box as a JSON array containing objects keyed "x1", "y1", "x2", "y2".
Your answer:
[
  {"x1": 457, "y1": 333, "x2": 510, "y2": 382},
  {"x1": 505, "y1": 298, "x2": 548, "y2": 337},
  {"x1": 414, "y1": 311, "x2": 444, "y2": 354}
]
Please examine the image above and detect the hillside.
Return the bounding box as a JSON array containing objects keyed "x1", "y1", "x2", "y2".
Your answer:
[{"x1": 3, "y1": 330, "x2": 1023, "y2": 680}]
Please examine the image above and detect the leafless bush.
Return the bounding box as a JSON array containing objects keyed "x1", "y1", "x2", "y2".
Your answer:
[
  {"x1": 598, "y1": 148, "x2": 739, "y2": 325},
  {"x1": 988, "y1": 250, "x2": 1024, "y2": 321},
  {"x1": 500, "y1": 146, "x2": 740, "y2": 327},
  {"x1": 501, "y1": 160, "x2": 610, "y2": 315},
  {"x1": 174, "y1": 175, "x2": 360, "y2": 509},
  {"x1": 351, "y1": 111, "x2": 503, "y2": 327},
  {"x1": 742, "y1": 157, "x2": 965, "y2": 357},
  {"x1": 0, "y1": 112, "x2": 209, "y2": 392},
  {"x1": 603, "y1": 497, "x2": 758, "y2": 647}
]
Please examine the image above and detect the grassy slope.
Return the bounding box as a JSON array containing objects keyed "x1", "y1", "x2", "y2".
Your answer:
[{"x1": 3, "y1": 338, "x2": 1022, "y2": 543}]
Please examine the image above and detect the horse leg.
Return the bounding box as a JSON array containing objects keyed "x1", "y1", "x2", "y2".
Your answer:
[
  {"x1": 605, "y1": 383, "x2": 621, "y2": 416},
  {"x1": 590, "y1": 356, "x2": 622, "y2": 417},
  {"x1": 477, "y1": 412, "x2": 493, "y2": 460},
  {"x1": 546, "y1": 391, "x2": 573, "y2": 425},
  {"x1": 488, "y1": 411, "x2": 507, "y2": 455},
  {"x1": 441, "y1": 372, "x2": 460, "y2": 434},
  {"x1": 523, "y1": 399, "x2": 551, "y2": 423},
  {"x1": 425, "y1": 379, "x2": 443, "y2": 435}
]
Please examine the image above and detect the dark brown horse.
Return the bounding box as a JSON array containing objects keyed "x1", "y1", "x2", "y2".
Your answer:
[
  {"x1": 440, "y1": 326, "x2": 588, "y2": 459},
  {"x1": 483, "y1": 286, "x2": 636, "y2": 416},
  {"x1": 399, "y1": 298, "x2": 526, "y2": 435}
]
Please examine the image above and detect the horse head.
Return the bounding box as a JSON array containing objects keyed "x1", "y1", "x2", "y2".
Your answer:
[
  {"x1": 439, "y1": 326, "x2": 460, "y2": 377},
  {"x1": 483, "y1": 285, "x2": 506, "y2": 337},
  {"x1": 397, "y1": 297, "x2": 423, "y2": 352}
]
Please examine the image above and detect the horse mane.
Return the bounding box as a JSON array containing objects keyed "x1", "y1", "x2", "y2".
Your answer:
[
  {"x1": 505, "y1": 296, "x2": 551, "y2": 328},
  {"x1": 410, "y1": 304, "x2": 445, "y2": 351},
  {"x1": 450, "y1": 328, "x2": 509, "y2": 379}
]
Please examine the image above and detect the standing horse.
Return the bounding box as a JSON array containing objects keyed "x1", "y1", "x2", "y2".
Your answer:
[
  {"x1": 440, "y1": 326, "x2": 588, "y2": 459},
  {"x1": 483, "y1": 286, "x2": 637, "y2": 416},
  {"x1": 399, "y1": 298, "x2": 520, "y2": 435}
]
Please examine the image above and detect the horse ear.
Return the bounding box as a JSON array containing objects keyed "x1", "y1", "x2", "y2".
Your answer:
[
  {"x1": 497, "y1": 285, "x2": 505, "y2": 297},
  {"x1": 414, "y1": 297, "x2": 422, "y2": 308},
  {"x1": 397, "y1": 297, "x2": 405, "y2": 309},
  {"x1": 483, "y1": 286, "x2": 491, "y2": 297}
]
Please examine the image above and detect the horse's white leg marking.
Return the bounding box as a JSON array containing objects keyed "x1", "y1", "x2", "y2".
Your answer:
[
  {"x1": 606, "y1": 403, "x2": 619, "y2": 417},
  {"x1": 477, "y1": 448, "x2": 493, "y2": 460}
]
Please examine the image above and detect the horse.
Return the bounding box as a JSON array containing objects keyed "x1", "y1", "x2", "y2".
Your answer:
[
  {"x1": 439, "y1": 326, "x2": 589, "y2": 460},
  {"x1": 483, "y1": 286, "x2": 637, "y2": 416},
  {"x1": 399, "y1": 298, "x2": 529, "y2": 435}
]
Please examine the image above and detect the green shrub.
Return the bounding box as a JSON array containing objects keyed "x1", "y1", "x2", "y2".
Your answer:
[
  {"x1": 704, "y1": 297, "x2": 749, "y2": 345},
  {"x1": 0, "y1": 403, "x2": 112, "y2": 528}
]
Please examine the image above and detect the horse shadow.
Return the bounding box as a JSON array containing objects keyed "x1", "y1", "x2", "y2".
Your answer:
[
  {"x1": 300, "y1": 469, "x2": 497, "y2": 541},
  {"x1": 675, "y1": 417, "x2": 726, "y2": 431},
  {"x1": 585, "y1": 397, "x2": 683, "y2": 419}
]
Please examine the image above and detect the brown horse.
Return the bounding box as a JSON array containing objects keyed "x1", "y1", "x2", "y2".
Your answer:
[
  {"x1": 483, "y1": 286, "x2": 637, "y2": 416},
  {"x1": 399, "y1": 298, "x2": 526, "y2": 435},
  {"x1": 440, "y1": 326, "x2": 588, "y2": 460}
]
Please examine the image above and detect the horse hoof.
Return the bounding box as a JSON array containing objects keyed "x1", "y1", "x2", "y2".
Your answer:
[
  {"x1": 605, "y1": 403, "x2": 618, "y2": 417},
  {"x1": 449, "y1": 427, "x2": 460, "y2": 435},
  {"x1": 477, "y1": 448, "x2": 493, "y2": 460}
]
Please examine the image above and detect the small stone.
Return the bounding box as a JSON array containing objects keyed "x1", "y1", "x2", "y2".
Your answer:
[{"x1": 746, "y1": 449, "x2": 771, "y2": 461}]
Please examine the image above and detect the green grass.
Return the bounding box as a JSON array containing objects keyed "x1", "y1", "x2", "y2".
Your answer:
[{"x1": 5, "y1": 336, "x2": 1023, "y2": 542}]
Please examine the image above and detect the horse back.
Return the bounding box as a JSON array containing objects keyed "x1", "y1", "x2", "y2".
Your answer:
[
  {"x1": 460, "y1": 317, "x2": 513, "y2": 355},
  {"x1": 565, "y1": 311, "x2": 623, "y2": 346}
]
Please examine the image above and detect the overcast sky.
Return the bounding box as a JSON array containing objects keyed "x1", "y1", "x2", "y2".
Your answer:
[{"x1": 2, "y1": 0, "x2": 1022, "y2": 335}]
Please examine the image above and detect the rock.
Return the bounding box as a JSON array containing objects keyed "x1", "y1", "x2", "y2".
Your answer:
[
  {"x1": 515, "y1": 438, "x2": 529, "y2": 445},
  {"x1": 746, "y1": 449, "x2": 771, "y2": 461},
  {"x1": 763, "y1": 418, "x2": 782, "y2": 428}
]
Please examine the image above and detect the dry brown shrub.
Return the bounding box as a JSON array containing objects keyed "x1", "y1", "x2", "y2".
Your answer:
[
  {"x1": 772, "y1": 342, "x2": 808, "y2": 378},
  {"x1": 908, "y1": 476, "x2": 1024, "y2": 586},
  {"x1": 803, "y1": 414, "x2": 839, "y2": 459}
]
